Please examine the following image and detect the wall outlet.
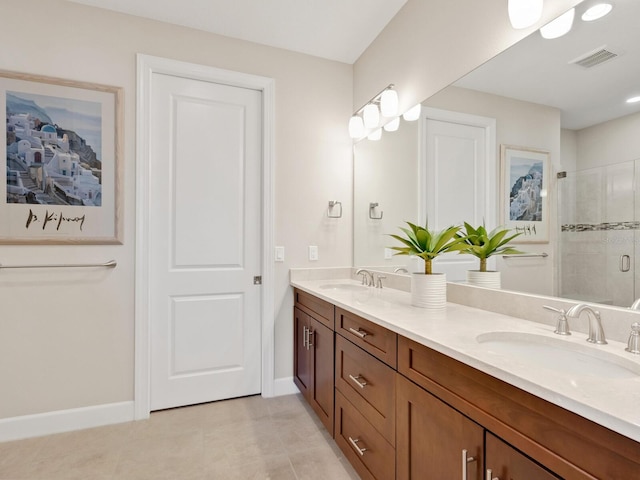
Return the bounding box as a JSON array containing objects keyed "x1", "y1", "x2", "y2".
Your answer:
[
  {"x1": 275, "y1": 246, "x2": 285, "y2": 262},
  {"x1": 308, "y1": 245, "x2": 318, "y2": 261}
]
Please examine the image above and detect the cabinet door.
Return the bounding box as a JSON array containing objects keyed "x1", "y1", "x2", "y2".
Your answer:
[
  {"x1": 293, "y1": 307, "x2": 311, "y2": 398},
  {"x1": 309, "y1": 316, "x2": 334, "y2": 434},
  {"x1": 485, "y1": 432, "x2": 560, "y2": 480},
  {"x1": 397, "y1": 374, "x2": 483, "y2": 480}
]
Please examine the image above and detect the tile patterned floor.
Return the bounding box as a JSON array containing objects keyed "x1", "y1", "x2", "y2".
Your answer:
[{"x1": 0, "y1": 394, "x2": 360, "y2": 480}]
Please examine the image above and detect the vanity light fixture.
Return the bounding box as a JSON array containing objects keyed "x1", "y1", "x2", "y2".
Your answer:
[
  {"x1": 348, "y1": 84, "x2": 396, "y2": 138},
  {"x1": 348, "y1": 115, "x2": 365, "y2": 138},
  {"x1": 380, "y1": 88, "x2": 399, "y2": 117},
  {"x1": 363, "y1": 103, "x2": 380, "y2": 128},
  {"x1": 383, "y1": 117, "x2": 400, "y2": 132},
  {"x1": 402, "y1": 103, "x2": 421, "y2": 121},
  {"x1": 626, "y1": 96, "x2": 640, "y2": 104},
  {"x1": 367, "y1": 128, "x2": 382, "y2": 141},
  {"x1": 581, "y1": 3, "x2": 613, "y2": 22},
  {"x1": 540, "y1": 7, "x2": 575, "y2": 39},
  {"x1": 508, "y1": 0, "x2": 544, "y2": 29}
]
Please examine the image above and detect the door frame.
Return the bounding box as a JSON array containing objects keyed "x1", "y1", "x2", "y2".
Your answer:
[{"x1": 134, "y1": 54, "x2": 275, "y2": 419}]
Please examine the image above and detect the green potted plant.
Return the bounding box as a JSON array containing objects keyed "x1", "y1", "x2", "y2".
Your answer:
[
  {"x1": 390, "y1": 221, "x2": 467, "y2": 309},
  {"x1": 457, "y1": 222, "x2": 522, "y2": 288}
]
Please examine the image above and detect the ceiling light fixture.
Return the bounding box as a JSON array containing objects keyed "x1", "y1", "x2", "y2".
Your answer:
[
  {"x1": 508, "y1": 0, "x2": 544, "y2": 29},
  {"x1": 348, "y1": 84, "x2": 396, "y2": 139},
  {"x1": 581, "y1": 3, "x2": 613, "y2": 22},
  {"x1": 626, "y1": 96, "x2": 640, "y2": 104},
  {"x1": 540, "y1": 7, "x2": 575, "y2": 39}
]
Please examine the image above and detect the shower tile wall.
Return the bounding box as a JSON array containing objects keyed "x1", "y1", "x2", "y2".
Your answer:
[{"x1": 559, "y1": 161, "x2": 636, "y2": 307}]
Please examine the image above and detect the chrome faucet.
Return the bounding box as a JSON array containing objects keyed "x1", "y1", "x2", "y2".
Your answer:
[
  {"x1": 355, "y1": 268, "x2": 374, "y2": 286},
  {"x1": 566, "y1": 304, "x2": 607, "y2": 344},
  {"x1": 543, "y1": 305, "x2": 571, "y2": 336},
  {"x1": 630, "y1": 298, "x2": 640, "y2": 310}
]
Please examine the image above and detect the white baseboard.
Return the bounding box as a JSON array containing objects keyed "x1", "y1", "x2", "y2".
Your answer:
[
  {"x1": 270, "y1": 377, "x2": 300, "y2": 397},
  {"x1": 0, "y1": 401, "x2": 135, "y2": 442}
]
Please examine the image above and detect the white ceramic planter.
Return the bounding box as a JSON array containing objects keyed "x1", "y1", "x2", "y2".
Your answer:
[
  {"x1": 411, "y1": 273, "x2": 447, "y2": 310},
  {"x1": 467, "y1": 270, "x2": 501, "y2": 289}
]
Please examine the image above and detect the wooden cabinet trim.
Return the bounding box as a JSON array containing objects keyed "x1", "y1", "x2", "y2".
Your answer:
[
  {"x1": 294, "y1": 288, "x2": 335, "y2": 330},
  {"x1": 398, "y1": 335, "x2": 639, "y2": 480},
  {"x1": 335, "y1": 307, "x2": 397, "y2": 368},
  {"x1": 335, "y1": 334, "x2": 396, "y2": 445},
  {"x1": 334, "y1": 390, "x2": 395, "y2": 480}
]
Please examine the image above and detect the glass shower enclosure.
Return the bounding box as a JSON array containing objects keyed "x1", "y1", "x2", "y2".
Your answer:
[{"x1": 558, "y1": 160, "x2": 638, "y2": 307}]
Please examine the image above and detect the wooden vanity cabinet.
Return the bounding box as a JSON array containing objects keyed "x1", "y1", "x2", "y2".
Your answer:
[
  {"x1": 334, "y1": 309, "x2": 398, "y2": 480},
  {"x1": 398, "y1": 335, "x2": 640, "y2": 480},
  {"x1": 396, "y1": 373, "x2": 484, "y2": 480},
  {"x1": 293, "y1": 289, "x2": 335, "y2": 435},
  {"x1": 293, "y1": 290, "x2": 640, "y2": 480},
  {"x1": 485, "y1": 432, "x2": 559, "y2": 480}
]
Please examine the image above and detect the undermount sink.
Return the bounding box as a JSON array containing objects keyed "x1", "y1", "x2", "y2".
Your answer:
[
  {"x1": 476, "y1": 332, "x2": 640, "y2": 380},
  {"x1": 318, "y1": 283, "x2": 369, "y2": 292}
]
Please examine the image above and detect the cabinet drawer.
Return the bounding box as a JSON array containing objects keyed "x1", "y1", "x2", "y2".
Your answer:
[
  {"x1": 335, "y1": 308, "x2": 397, "y2": 368},
  {"x1": 335, "y1": 334, "x2": 395, "y2": 445},
  {"x1": 294, "y1": 289, "x2": 334, "y2": 330},
  {"x1": 334, "y1": 390, "x2": 395, "y2": 480}
]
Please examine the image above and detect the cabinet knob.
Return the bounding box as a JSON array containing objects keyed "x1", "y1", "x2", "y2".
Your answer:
[{"x1": 462, "y1": 449, "x2": 476, "y2": 480}]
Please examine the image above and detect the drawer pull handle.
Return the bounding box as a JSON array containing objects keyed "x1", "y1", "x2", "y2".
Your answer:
[
  {"x1": 462, "y1": 449, "x2": 476, "y2": 480},
  {"x1": 348, "y1": 327, "x2": 369, "y2": 338},
  {"x1": 486, "y1": 469, "x2": 499, "y2": 480},
  {"x1": 348, "y1": 374, "x2": 367, "y2": 389},
  {"x1": 348, "y1": 436, "x2": 367, "y2": 456},
  {"x1": 307, "y1": 330, "x2": 314, "y2": 350}
]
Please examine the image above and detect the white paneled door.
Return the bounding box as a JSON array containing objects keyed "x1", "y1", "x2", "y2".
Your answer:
[
  {"x1": 422, "y1": 109, "x2": 496, "y2": 281},
  {"x1": 148, "y1": 72, "x2": 262, "y2": 411}
]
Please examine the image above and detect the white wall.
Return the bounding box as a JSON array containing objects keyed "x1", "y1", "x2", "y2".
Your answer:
[
  {"x1": 575, "y1": 111, "x2": 640, "y2": 169},
  {"x1": 0, "y1": 0, "x2": 352, "y2": 421},
  {"x1": 353, "y1": 0, "x2": 582, "y2": 116}
]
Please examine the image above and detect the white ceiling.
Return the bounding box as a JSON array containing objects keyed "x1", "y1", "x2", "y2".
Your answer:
[
  {"x1": 455, "y1": 0, "x2": 640, "y2": 130},
  {"x1": 65, "y1": 0, "x2": 407, "y2": 64}
]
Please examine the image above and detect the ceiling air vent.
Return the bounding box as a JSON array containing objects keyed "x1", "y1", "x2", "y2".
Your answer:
[{"x1": 570, "y1": 46, "x2": 620, "y2": 68}]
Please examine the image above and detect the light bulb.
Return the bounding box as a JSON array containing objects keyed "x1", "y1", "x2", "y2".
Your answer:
[
  {"x1": 402, "y1": 103, "x2": 421, "y2": 121},
  {"x1": 348, "y1": 115, "x2": 364, "y2": 139},
  {"x1": 581, "y1": 3, "x2": 613, "y2": 22},
  {"x1": 540, "y1": 8, "x2": 574, "y2": 39},
  {"x1": 380, "y1": 89, "x2": 399, "y2": 117},
  {"x1": 367, "y1": 129, "x2": 382, "y2": 141},
  {"x1": 383, "y1": 117, "x2": 400, "y2": 132},
  {"x1": 363, "y1": 103, "x2": 380, "y2": 128},
  {"x1": 508, "y1": 0, "x2": 543, "y2": 29}
]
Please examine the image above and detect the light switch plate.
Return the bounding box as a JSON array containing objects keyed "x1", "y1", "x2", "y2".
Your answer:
[
  {"x1": 275, "y1": 246, "x2": 285, "y2": 262},
  {"x1": 384, "y1": 248, "x2": 394, "y2": 259},
  {"x1": 308, "y1": 245, "x2": 318, "y2": 261}
]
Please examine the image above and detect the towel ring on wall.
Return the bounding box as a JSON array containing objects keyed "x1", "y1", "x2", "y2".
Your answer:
[
  {"x1": 327, "y1": 200, "x2": 343, "y2": 218},
  {"x1": 369, "y1": 202, "x2": 383, "y2": 220}
]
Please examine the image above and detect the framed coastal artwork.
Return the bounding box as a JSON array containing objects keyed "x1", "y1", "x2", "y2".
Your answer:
[
  {"x1": 1, "y1": 70, "x2": 123, "y2": 244},
  {"x1": 500, "y1": 145, "x2": 550, "y2": 243}
]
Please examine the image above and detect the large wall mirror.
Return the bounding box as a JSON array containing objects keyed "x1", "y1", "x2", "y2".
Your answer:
[{"x1": 354, "y1": 0, "x2": 640, "y2": 308}]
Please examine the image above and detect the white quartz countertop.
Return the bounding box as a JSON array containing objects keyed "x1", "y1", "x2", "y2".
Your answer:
[{"x1": 291, "y1": 278, "x2": 640, "y2": 443}]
